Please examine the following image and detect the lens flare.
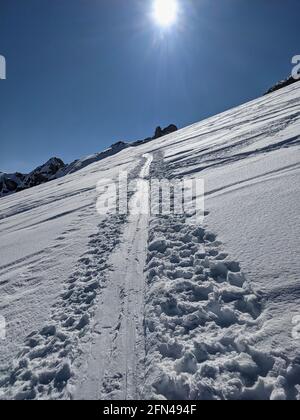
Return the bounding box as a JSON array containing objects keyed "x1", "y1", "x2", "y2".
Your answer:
[{"x1": 153, "y1": 0, "x2": 178, "y2": 27}]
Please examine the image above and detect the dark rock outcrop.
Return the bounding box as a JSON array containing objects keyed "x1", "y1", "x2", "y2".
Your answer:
[
  {"x1": 265, "y1": 76, "x2": 299, "y2": 95},
  {"x1": 22, "y1": 158, "x2": 66, "y2": 189},
  {"x1": 153, "y1": 124, "x2": 178, "y2": 139},
  {"x1": 0, "y1": 172, "x2": 25, "y2": 196},
  {"x1": 132, "y1": 124, "x2": 178, "y2": 146}
]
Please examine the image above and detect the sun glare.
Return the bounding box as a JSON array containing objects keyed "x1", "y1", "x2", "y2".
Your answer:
[{"x1": 153, "y1": 0, "x2": 178, "y2": 27}]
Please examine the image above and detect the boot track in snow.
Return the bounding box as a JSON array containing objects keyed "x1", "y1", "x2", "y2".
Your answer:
[
  {"x1": 142, "y1": 154, "x2": 300, "y2": 401},
  {"x1": 1, "y1": 152, "x2": 300, "y2": 400},
  {"x1": 74, "y1": 153, "x2": 152, "y2": 400},
  {"x1": 0, "y1": 154, "x2": 153, "y2": 400}
]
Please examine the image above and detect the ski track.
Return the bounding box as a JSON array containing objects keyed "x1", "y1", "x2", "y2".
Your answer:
[
  {"x1": 74, "y1": 154, "x2": 152, "y2": 400},
  {"x1": 0, "y1": 154, "x2": 151, "y2": 400},
  {"x1": 1, "y1": 148, "x2": 300, "y2": 400}
]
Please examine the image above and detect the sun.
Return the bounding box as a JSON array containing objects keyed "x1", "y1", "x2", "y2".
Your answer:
[{"x1": 153, "y1": 0, "x2": 178, "y2": 27}]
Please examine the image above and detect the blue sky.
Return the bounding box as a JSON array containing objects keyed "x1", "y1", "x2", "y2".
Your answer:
[{"x1": 0, "y1": 0, "x2": 299, "y2": 173}]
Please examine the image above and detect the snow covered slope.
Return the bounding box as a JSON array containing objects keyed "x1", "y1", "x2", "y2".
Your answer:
[
  {"x1": 0, "y1": 125, "x2": 178, "y2": 199},
  {"x1": 0, "y1": 82, "x2": 299, "y2": 400}
]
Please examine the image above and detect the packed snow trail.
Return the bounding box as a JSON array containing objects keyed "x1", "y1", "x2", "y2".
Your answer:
[
  {"x1": 0, "y1": 154, "x2": 152, "y2": 400},
  {"x1": 74, "y1": 154, "x2": 152, "y2": 400}
]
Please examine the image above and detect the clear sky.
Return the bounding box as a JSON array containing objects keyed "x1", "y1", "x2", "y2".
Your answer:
[{"x1": 0, "y1": 0, "x2": 299, "y2": 173}]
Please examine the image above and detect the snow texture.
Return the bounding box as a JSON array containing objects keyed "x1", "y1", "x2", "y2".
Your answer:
[{"x1": 0, "y1": 82, "x2": 299, "y2": 399}]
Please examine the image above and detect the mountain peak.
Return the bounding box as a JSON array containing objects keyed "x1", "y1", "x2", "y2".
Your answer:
[
  {"x1": 0, "y1": 124, "x2": 178, "y2": 198},
  {"x1": 0, "y1": 157, "x2": 66, "y2": 197}
]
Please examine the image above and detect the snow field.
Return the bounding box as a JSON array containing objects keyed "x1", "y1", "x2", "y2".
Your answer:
[{"x1": 0, "y1": 82, "x2": 299, "y2": 400}]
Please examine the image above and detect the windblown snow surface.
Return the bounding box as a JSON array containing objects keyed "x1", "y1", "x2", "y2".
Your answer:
[{"x1": 0, "y1": 82, "x2": 300, "y2": 400}]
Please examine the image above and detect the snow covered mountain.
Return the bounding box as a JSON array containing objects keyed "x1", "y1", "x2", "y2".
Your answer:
[
  {"x1": 0, "y1": 82, "x2": 299, "y2": 400},
  {"x1": 0, "y1": 125, "x2": 178, "y2": 198},
  {"x1": 0, "y1": 172, "x2": 25, "y2": 196},
  {"x1": 265, "y1": 75, "x2": 299, "y2": 95},
  {"x1": 0, "y1": 158, "x2": 65, "y2": 197}
]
